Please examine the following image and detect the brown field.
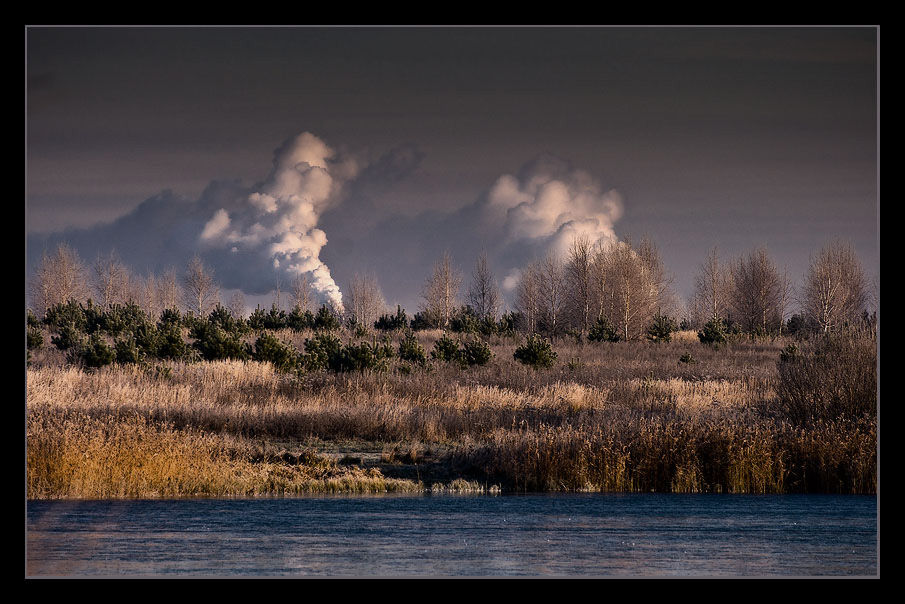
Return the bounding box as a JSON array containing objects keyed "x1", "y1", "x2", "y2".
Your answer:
[{"x1": 26, "y1": 330, "x2": 877, "y2": 498}]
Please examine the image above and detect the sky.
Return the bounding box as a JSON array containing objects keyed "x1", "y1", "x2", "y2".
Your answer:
[{"x1": 25, "y1": 26, "x2": 879, "y2": 315}]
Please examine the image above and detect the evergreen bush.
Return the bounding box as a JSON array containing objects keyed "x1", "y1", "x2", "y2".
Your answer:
[
  {"x1": 375, "y1": 306, "x2": 409, "y2": 331},
  {"x1": 514, "y1": 335, "x2": 557, "y2": 369},
  {"x1": 587, "y1": 316, "x2": 619, "y2": 343},
  {"x1": 301, "y1": 332, "x2": 343, "y2": 372},
  {"x1": 191, "y1": 322, "x2": 251, "y2": 362},
  {"x1": 646, "y1": 312, "x2": 678, "y2": 343},
  {"x1": 431, "y1": 333, "x2": 460, "y2": 363},
  {"x1": 459, "y1": 337, "x2": 493, "y2": 367},
  {"x1": 77, "y1": 333, "x2": 116, "y2": 368},
  {"x1": 698, "y1": 316, "x2": 728, "y2": 346},
  {"x1": 398, "y1": 330, "x2": 427, "y2": 366},
  {"x1": 27, "y1": 326, "x2": 44, "y2": 351},
  {"x1": 253, "y1": 332, "x2": 299, "y2": 373},
  {"x1": 314, "y1": 305, "x2": 341, "y2": 331}
]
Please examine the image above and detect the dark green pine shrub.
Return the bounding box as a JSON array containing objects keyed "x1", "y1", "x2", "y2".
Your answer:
[
  {"x1": 155, "y1": 323, "x2": 189, "y2": 361},
  {"x1": 27, "y1": 309, "x2": 41, "y2": 329},
  {"x1": 398, "y1": 330, "x2": 427, "y2": 366},
  {"x1": 158, "y1": 308, "x2": 183, "y2": 328},
  {"x1": 431, "y1": 333, "x2": 460, "y2": 363},
  {"x1": 449, "y1": 306, "x2": 480, "y2": 334},
  {"x1": 587, "y1": 316, "x2": 619, "y2": 343},
  {"x1": 314, "y1": 305, "x2": 341, "y2": 331},
  {"x1": 44, "y1": 300, "x2": 88, "y2": 333},
  {"x1": 248, "y1": 305, "x2": 289, "y2": 331},
  {"x1": 329, "y1": 338, "x2": 394, "y2": 372},
  {"x1": 300, "y1": 332, "x2": 343, "y2": 372},
  {"x1": 114, "y1": 337, "x2": 142, "y2": 364},
  {"x1": 287, "y1": 307, "x2": 315, "y2": 332},
  {"x1": 459, "y1": 337, "x2": 493, "y2": 367},
  {"x1": 375, "y1": 306, "x2": 409, "y2": 331},
  {"x1": 51, "y1": 323, "x2": 85, "y2": 351},
  {"x1": 101, "y1": 303, "x2": 149, "y2": 337},
  {"x1": 646, "y1": 313, "x2": 678, "y2": 343},
  {"x1": 208, "y1": 304, "x2": 248, "y2": 335},
  {"x1": 191, "y1": 322, "x2": 251, "y2": 362},
  {"x1": 253, "y1": 332, "x2": 299, "y2": 373},
  {"x1": 698, "y1": 316, "x2": 728, "y2": 346},
  {"x1": 410, "y1": 311, "x2": 438, "y2": 331},
  {"x1": 27, "y1": 326, "x2": 44, "y2": 351},
  {"x1": 262, "y1": 305, "x2": 288, "y2": 330},
  {"x1": 495, "y1": 312, "x2": 519, "y2": 338},
  {"x1": 76, "y1": 333, "x2": 116, "y2": 368},
  {"x1": 514, "y1": 335, "x2": 557, "y2": 369},
  {"x1": 349, "y1": 319, "x2": 370, "y2": 339}
]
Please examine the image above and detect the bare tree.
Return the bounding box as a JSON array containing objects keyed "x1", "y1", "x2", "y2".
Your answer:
[
  {"x1": 467, "y1": 252, "x2": 501, "y2": 321},
  {"x1": 289, "y1": 274, "x2": 313, "y2": 312},
  {"x1": 156, "y1": 267, "x2": 182, "y2": 313},
  {"x1": 778, "y1": 268, "x2": 794, "y2": 335},
  {"x1": 605, "y1": 240, "x2": 648, "y2": 341},
  {"x1": 28, "y1": 243, "x2": 90, "y2": 317},
  {"x1": 346, "y1": 272, "x2": 387, "y2": 328},
  {"x1": 92, "y1": 251, "x2": 132, "y2": 309},
  {"x1": 420, "y1": 252, "x2": 462, "y2": 329},
  {"x1": 801, "y1": 241, "x2": 867, "y2": 333},
  {"x1": 182, "y1": 256, "x2": 220, "y2": 317},
  {"x1": 227, "y1": 291, "x2": 247, "y2": 319},
  {"x1": 565, "y1": 235, "x2": 595, "y2": 334},
  {"x1": 637, "y1": 237, "x2": 675, "y2": 324},
  {"x1": 590, "y1": 241, "x2": 614, "y2": 323},
  {"x1": 729, "y1": 247, "x2": 784, "y2": 335},
  {"x1": 537, "y1": 252, "x2": 567, "y2": 337},
  {"x1": 690, "y1": 246, "x2": 731, "y2": 326},
  {"x1": 134, "y1": 273, "x2": 160, "y2": 319},
  {"x1": 514, "y1": 261, "x2": 542, "y2": 334},
  {"x1": 273, "y1": 277, "x2": 284, "y2": 311}
]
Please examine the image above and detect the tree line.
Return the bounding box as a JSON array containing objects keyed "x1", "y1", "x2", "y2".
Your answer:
[{"x1": 27, "y1": 237, "x2": 875, "y2": 346}]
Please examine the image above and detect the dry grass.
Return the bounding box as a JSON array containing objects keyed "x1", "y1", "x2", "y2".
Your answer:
[
  {"x1": 26, "y1": 333, "x2": 877, "y2": 497},
  {"x1": 26, "y1": 404, "x2": 421, "y2": 499}
]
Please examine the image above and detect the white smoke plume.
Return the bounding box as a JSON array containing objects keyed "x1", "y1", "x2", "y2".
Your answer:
[
  {"x1": 484, "y1": 159, "x2": 624, "y2": 259},
  {"x1": 199, "y1": 132, "x2": 355, "y2": 310}
]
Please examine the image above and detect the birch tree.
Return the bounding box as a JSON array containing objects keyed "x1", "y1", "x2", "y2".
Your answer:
[
  {"x1": 538, "y1": 252, "x2": 567, "y2": 337},
  {"x1": 729, "y1": 247, "x2": 784, "y2": 335},
  {"x1": 691, "y1": 246, "x2": 731, "y2": 326},
  {"x1": 467, "y1": 252, "x2": 501, "y2": 321},
  {"x1": 28, "y1": 243, "x2": 90, "y2": 317},
  {"x1": 801, "y1": 241, "x2": 867, "y2": 333},
  {"x1": 346, "y1": 272, "x2": 387, "y2": 328},
  {"x1": 182, "y1": 256, "x2": 220, "y2": 317},
  {"x1": 420, "y1": 252, "x2": 462, "y2": 329},
  {"x1": 92, "y1": 251, "x2": 131, "y2": 309},
  {"x1": 565, "y1": 235, "x2": 595, "y2": 334},
  {"x1": 514, "y1": 261, "x2": 542, "y2": 334}
]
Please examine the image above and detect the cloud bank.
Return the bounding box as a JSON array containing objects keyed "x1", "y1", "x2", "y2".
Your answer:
[{"x1": 27, "y1": 133, "x2": 625, "y2": 312}]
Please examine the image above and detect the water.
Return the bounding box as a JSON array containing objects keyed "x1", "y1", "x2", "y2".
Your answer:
[{"x1": 26, "y1": 494, "x2": 878, "y2": 577}]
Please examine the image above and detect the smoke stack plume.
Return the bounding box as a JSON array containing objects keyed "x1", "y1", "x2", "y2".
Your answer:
[{"x1": 200, "y1": 132, "x2": 352, "y2": 310}]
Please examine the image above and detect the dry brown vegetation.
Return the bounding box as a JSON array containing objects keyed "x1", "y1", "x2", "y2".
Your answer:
[{"x1": 26, "y1": 330, "x2": 877, "y2": 499}]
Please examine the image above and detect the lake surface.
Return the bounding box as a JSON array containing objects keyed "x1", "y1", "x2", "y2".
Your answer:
[{"x1": 26, "y1": 494, "x2": 878, "y2": 577}]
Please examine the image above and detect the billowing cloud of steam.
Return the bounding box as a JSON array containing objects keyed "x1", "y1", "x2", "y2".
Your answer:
[
  {"x1": 26, "y1": 137, "x2": 625, "y2": 314},
  {"x1": 198, "y1": 132, "x2": 355, "y2": 310},
  {"x1": 318, "y1": 152, "x2": 625, "y2": 307},
  {"x1": 479, "y1": 155, "x2": 623, "y2": 289}
]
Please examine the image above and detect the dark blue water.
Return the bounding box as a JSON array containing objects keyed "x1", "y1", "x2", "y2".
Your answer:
[{"x1": 26, "y1": 494, "x2": 878, "y2": 577}]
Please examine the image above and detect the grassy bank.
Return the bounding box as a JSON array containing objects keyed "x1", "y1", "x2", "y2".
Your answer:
[{"x1": 26, "y1": 332, "x2": 877, "y2": 498}]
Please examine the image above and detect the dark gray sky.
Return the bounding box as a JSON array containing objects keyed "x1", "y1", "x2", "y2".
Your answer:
[{"x1": 26, "y1": 26, "x2": 879, "y2": 313}]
